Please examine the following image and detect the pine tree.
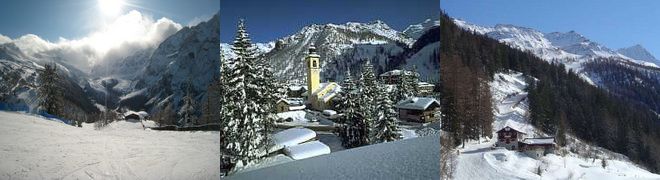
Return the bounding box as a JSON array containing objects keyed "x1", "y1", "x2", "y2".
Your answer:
[
  {"x1": 373, "y1": 84, "x2": 402, "y2": 143},
  {"x1": 336, "y1": 68, "x2": 368, "y2": 148},
  {"x1": 37, "y1": 63, "x2": 64, "y2": 117},
  {"x1": 178, "y1": 80, "x2": 197, "y2": 127},
  {"x1": 396, "y1": 67, "x2": 414, "y2": 102},
  {"x1": 409, "y1": 65, "x2": 421, "y2": 96},
  {"x1": 358, "y1": 60, "x2": 378, "y2": 143},
  {"x1": 220, "y1": 19, "x2": 272, "y2": 166}
]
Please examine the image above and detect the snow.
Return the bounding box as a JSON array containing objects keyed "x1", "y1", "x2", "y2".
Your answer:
[
  {"x1": 0, "y1": 111, "x2": 219, "y2": 179},
  {"x1": 272, "y1": 128, "x2": 317, "y2": 148},
  {"x1": 452, "y1": 70, "x2": 660, "y2": 179},
  {"x1": 228, "y1": 134, "x2": 440, "y2": 179},
  {"x1": 522, "y1": 137, "x2": 555, "y2": 145},
  {"x1": 283, "y1": 141, "x2": 331, "y2": 160}
]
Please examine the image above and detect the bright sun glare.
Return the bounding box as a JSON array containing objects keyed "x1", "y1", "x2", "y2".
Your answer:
[{"x1": 98, "y1": 0, "x2": 124, "y2": 16}]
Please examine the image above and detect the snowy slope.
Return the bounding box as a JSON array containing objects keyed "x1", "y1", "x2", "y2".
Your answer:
[
  {"x1": 403, "y1": 19, "x2": 440, "y2": 40},
  {"x1": 453, "y1": 71, "x2": 660, "y2": 180},
  {"x1": 0, "y1": 111, "x2": 219, "y2": 179},
  {"x1": 228, "y1": 134, "x2": 440, "y2": 179}
]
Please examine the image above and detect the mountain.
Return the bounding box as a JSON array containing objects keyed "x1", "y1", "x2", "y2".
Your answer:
[
  {"x1": 453, "y1": 19, "x2": 660, "y2": 68},
  {"x1": 222, "y1": 19, "x2": 439, "y2": 83},
  {"x1": 617, "y1": 44, "x2": 660, "y2": 66},
  {"x1": 120, "y1": 14, "x2": 220, "y2": 111},
  {"x1": 403, "y1": 19, "x2": 440, "y2": 40}
]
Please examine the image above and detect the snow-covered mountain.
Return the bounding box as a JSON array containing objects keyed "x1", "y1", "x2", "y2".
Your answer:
[
  {"x1": 120, "y1": 14, "x2": 220, "y2": 111},
  {"x1": 616, "y1": 44, "x2": 659, "y2": 66},
  {"x1": 222, "y1": 19, "x2": 439, "y2": 83},
  {"x1": 453, "y1": 19, "x2": 659, "y2": 68}
]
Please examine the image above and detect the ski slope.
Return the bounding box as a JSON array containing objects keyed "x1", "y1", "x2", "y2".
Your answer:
[{"x1": 0, "y1": 111, "x2": 219, "y2": 179}]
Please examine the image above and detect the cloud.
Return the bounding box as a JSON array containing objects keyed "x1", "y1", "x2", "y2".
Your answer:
[
  {"x1": 187, "y1": 14, "x2": 213, "y2": 27},
  {"x1": 3, "y1": 10, "x2": 182, "y2": 72},
  {"x1": 0, "y1": 34, "x2": 11, "y2": 44}
]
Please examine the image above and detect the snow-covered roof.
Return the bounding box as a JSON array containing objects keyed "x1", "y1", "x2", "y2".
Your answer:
[
  {"x1": 496, "y1": 126, "x2": 526, "y2": 134},
  {"x1": 379, "y1": 69, "x2": 418, "y2": 77},
  {"x1": 273, "y1": 128, "x2": 317, "y2": 147},
  {"x1": 311, "y1": 83, "x2": 341, "y2": 103},
  {"x1": 521, "y1": 137, "x2": 555, "y2": 145},
  {"x1": 123, "y1": 110, "x2": 149, "y2": 119},
  {"x1": 284, "y1": 140, "x2": 331, "y2": 160},
  {"x1": 277, "y1": 98, "x2": 305, "y2": 106},
  {"x1": 288, "y1": 85, "x2": 306, "y2": 91},
  {"x1": 395, "y1": 97, "x2": 440, "y2": 111},
  {"x1": 418, "y1": 82, "x2": 434, "y2": 87},
  {"x1": 289, "y1": 105, "x2": 306, "y2": 111}
]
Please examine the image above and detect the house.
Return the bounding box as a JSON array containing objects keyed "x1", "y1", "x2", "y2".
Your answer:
[
  {"x1": 395, "y1": 97, "x2": 440, "y2": 123},
  {"x1": 124, "y1": 111, "x2": 148, "y2": 121},
  {"x1": 304, "y1": 44, "x2": 341, "y2": 110},
  {"x1": 495, "y1": 126, "x2": 527, "y2": 150},
  {"x1": 276, "y1": 98, "x2": 306, "y2": 113},
  {"x1": 519, "y1": 137, "x2": 556, "y2": 159},
  {"x1": 379, "y1": 69, "x2": 418, "y2": 84},
  {"x1": 417, "y1": 82, "x2": 435, "y2": 96},
  {"x1": 287, "y1": 85, "x2": 307, "y2": 98}
]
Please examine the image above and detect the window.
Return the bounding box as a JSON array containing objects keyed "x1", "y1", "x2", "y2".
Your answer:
[{"x1": 312, "y1": 60, "x2": 317, "y2": 68}]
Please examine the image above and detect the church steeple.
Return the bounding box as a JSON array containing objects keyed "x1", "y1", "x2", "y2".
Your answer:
[{"x1": 306, "y1": 43, "x2": 321, "y2": 94}]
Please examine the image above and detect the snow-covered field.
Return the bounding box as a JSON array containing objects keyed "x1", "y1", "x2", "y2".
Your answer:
[
  {"x1": 0, "y1": 111, "x2": 219, "y2": 180},
  {"x1": 453, "y1": 71, "x2": 660, "y2": 179}
]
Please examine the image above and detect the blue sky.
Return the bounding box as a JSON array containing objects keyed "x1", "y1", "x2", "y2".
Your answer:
[
  {"x1": 0, "y1": 0, "x2": 218, "y2": 41},
  {"x1": 442, "y1": 0, "x2": 660, "y2": 58},
  {"x1": 220, "y1": 0, "x2": 439, "y2": 43}
]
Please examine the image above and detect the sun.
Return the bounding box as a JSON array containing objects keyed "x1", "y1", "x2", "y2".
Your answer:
[{"x1": 98, "y1": 0, "x2": 124, "y2": 16}]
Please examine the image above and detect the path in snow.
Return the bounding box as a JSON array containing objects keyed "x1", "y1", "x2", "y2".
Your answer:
[{"x1": 0, "y1": 111, "x2": 219, "y2": 180}]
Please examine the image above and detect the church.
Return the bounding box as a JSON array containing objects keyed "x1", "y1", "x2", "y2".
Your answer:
[{"x1": 304, "y1": 44, "x2": 341, "y2": 111}]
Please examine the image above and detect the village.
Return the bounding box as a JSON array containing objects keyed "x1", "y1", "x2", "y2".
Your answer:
[{"x1": 223, "y1": 44, "x2": 442, "y2": 174}]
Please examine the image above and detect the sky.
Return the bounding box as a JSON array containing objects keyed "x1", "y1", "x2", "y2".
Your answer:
[
  {"x1": 220, "y1": 0, "x2": 439, "y2": 43},
  {"x1": 0, "y1": 0, "x2": 218, "y2": 41},
  {"x1": 442, "y1": 0, "x2": 660, "y2": 59}
]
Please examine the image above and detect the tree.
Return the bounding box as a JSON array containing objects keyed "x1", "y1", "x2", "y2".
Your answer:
[
  {"x1": 395, "y1": 67, "x2": 414, "y2": 102},
  {"x1": 178, "y1": 80, "x2": 197, "y2": 127},
  {"x1": 220, "y1": 19, "x2": 273, "y2": 167},
  {"x1": 358, "y1": 60, "x2": 378, "y2": 143},
  {"x1": 336, "y1": 69, "x2": 368, "y2": 148},
  {"x1": 37, "y1": 63, "x2": 64, "y2": 117},
  {"x1": 373, "y1": 84, "x2": 402, "y2": 143}
]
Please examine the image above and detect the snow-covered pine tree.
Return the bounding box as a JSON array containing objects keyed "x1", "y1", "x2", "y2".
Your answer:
[
  {"x1": 178, "y1": 80, "x2": 197, "y2": 127},
  {"x1": 220, "y1": 19, "x2": 271, "y2": 166},
  {"x1": 358, "y1": 60, "x2": 378, "y2": 143},
  {"x1": 337, "y1": 68, "x2": 369, "y2": 148},
  {"x1": 373, "y1": 84, "x2": 402, "y2": 143},
  {"x1": 409, "y1": 65, "x2": 421, "y2": 96},
  {"x1": 395, "y1": 67, "x2": 413, "y2": 102},
  {"x1": 37, "y1": 62, "x2": 64, "y2": 117}
]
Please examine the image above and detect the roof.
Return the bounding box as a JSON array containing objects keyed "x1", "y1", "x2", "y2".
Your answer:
[
  {"x1": 311, "y1": 83, "x2": 341, "y2": 103},
  {"x1": 123, "y1": 110, "x2": 148, "y2": 119},
  {"x1": 496, "y1": 126, "x2": 526, "y2": 134},
  {"x1": 283, "y1": 141, "x2": 331, "y2": 160},
  {"x1": 521, "y1": 137, "x2": 555, "y2": 145},
  {"x1": 288, "y1": 85, "x2": 306, "y2": 91},
  {"x1": 272, "y1": 128, "x2": 317, "y2": 147},
  {"x1": 395, "y1": 97, "x2": 440, "y2": 110},
  {"x1": 277, "y1": 98, "x2": 305, "y2": 106},
  {"x1": 418, "y1": 82, "x2": 435, "y2": 87}
]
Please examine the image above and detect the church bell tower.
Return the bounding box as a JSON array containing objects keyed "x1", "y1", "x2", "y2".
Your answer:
[{"x1": 306, "y1": 44, "x2": 320, "y2": 94}]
